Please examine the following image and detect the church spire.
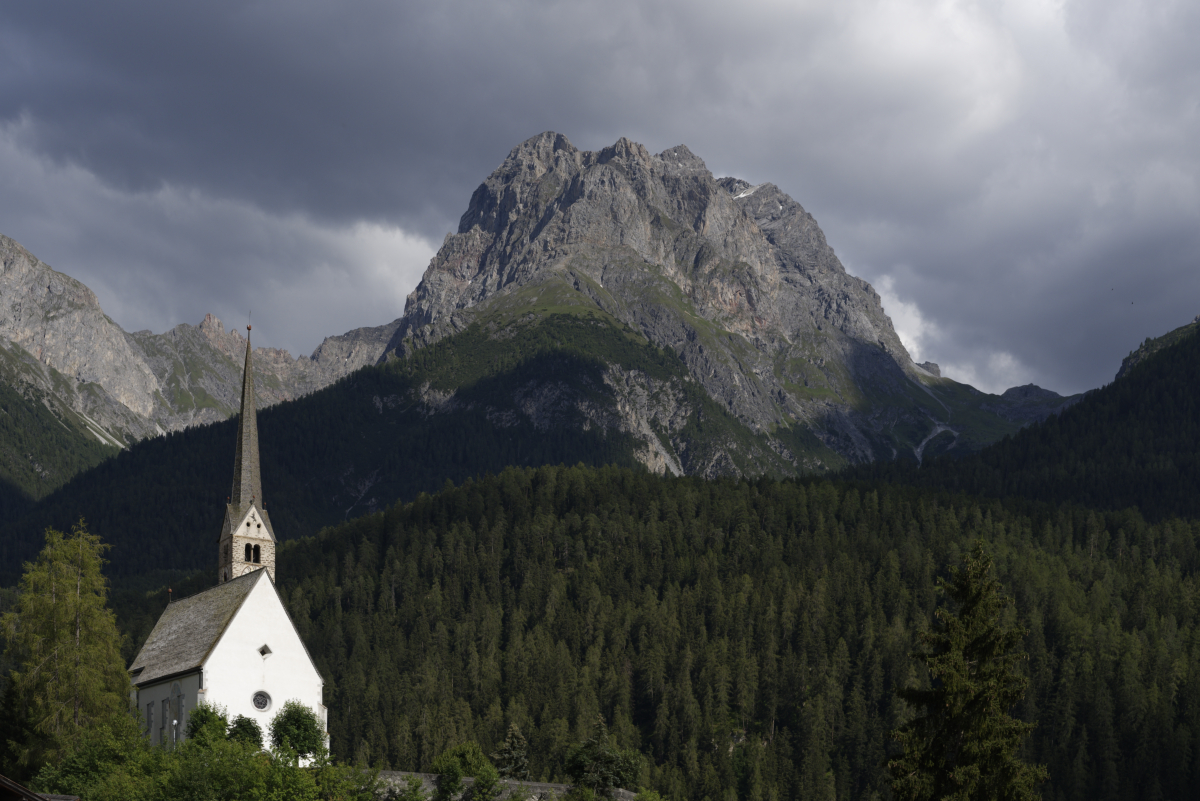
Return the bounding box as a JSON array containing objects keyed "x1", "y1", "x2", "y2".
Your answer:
[
  {"x1": 230, "y1": 326, "x2": 263, "y2": 509},
  {"x1": 218, "y1": 323, "x2": 277, "y2": 585}
]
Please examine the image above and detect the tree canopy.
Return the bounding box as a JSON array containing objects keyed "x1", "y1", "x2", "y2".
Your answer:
[
  {"x1": 0, "y1": 520, "x2": 129, "y2": 777},
  {"x1": 889, "y1": 543, "x2": 1048, "y2": 800}
]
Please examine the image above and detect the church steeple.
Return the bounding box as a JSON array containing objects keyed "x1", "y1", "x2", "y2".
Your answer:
[
  {"x1": 230, "y1": 328, "x2": 263, "y2": 508},
  {"x1": 217, "y1": 324, "x2": 276, "y2": 585}
]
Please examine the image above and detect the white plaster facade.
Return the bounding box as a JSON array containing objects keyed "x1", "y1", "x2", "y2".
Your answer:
[
  {"x1": 199, "y1": 572, "x2": 325, "y2": 735},
  {"x1": 129, "y1": 562, "x2": 326, "y2": 749}
]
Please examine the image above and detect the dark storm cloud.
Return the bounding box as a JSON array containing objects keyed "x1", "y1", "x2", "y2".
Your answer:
[{"x1": 1, "y1": 0, "x2": 1197, "y2": 393}]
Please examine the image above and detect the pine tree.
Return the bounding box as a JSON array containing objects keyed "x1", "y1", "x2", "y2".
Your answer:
[
  {"x1": 492, "y1": 722, "x2": 530, "y2": 780},
  {"x1": 888, "y1": 542, "x2": 1048, "y2": 801},
  {"x1": 565, "y1": 716, "x2": 641, "y2": 798},
  {"x1": 0, "y1": 520, "x2": 129, "y2": 773}
]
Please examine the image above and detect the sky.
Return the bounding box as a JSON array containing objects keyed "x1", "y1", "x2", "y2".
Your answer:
[{"x1": 1, "y1": 0, "x2": 1197, "y2": 395}]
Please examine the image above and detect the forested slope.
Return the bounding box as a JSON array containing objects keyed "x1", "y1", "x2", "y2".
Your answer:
[
  {"x1": 4, "y1": 312, "x2": 797, "y2": 586},
  {"x1": 0, "y1": 348, "x2": 119, "y2": 512},
  {"x1": 226, "y1": 465, "x2": 1200, "y2": 801},
  {"x1": 857, "y1": 323, "x2": 1200, "y2": 521}
]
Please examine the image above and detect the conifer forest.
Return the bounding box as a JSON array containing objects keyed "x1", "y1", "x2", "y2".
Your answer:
[{"x1": 2, "y1": 322, "x2": 1199, "y2": 801}]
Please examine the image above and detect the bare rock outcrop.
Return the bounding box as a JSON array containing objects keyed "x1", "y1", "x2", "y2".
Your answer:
[
  {"x1": 388, "y1": 133, "x2": 928, "y2": 468},
  {"x1": 0, "y1": 234, "x2": 400, "y2": 445}
]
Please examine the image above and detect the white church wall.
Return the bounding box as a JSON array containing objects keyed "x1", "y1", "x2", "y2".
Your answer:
[{"x1": 202, "y1": 575, "x2": 326, "y2": 746}]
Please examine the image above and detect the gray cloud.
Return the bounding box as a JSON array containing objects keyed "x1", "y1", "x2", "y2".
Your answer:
[{"x1": 1, "y1": 0, "x2": 1197, "y2": 393}]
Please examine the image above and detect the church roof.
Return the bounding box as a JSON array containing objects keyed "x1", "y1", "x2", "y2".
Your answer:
[
  {"x1": 230, "y1": 330, "x2": 263, "y2": 512},
  {"x1": 129, "y1": 569, "x2": 266, "y2": 686}
]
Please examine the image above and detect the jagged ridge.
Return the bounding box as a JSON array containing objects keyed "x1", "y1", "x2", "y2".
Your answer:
[{"x1": 388, "y1": 132, "x2": 1070, "y2": 470}]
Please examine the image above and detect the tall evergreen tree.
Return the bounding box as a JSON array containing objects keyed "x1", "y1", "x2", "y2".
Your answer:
[
  {"x1": 0, "y1": 520, "x2": 129, "y2": 776},
  {"x1": 565, "y1": 716, "x2": 641, "y2": 798},
  {"x1": 492, "y1": 723, "x2": 530, "y2": 780},
  {"x1": 889, "y1": 542, "x2": 1048, "y2": 801}
]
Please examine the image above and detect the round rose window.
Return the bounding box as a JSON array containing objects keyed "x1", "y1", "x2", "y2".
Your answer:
[{"x1": 252, "y1": 691, "x2": 271, "y2": 711}]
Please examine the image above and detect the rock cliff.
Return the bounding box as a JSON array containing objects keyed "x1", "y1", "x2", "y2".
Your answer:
[
  {"x1": 388, "y1": 132, "x2": 1064, "y2": 469},
  {"x1": 0, "y1": 133, "x2": 1078, "y2": 492},
  {"x1": 0, "y1": 234, "x2": 396, "y2": 452}
]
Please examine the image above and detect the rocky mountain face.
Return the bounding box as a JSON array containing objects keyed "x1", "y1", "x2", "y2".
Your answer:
[
  {"x1": 1, "y1": 132, "x2": 1079, "y2": 500},
  {"x1": 0, "y1": 234, "x2": 396, "y2": 495},
  {"x1": 388, "y1": 132, "x2": 1071, "y2": 472}
]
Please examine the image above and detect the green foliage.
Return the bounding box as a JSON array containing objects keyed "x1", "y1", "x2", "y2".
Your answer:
[
  {"x1": 384, "y1": 774, "x2": 429, "y2": 801},
  {"x1": 184, "y1": 703, "x2": 229, "y2": 747},
  {"x1": 260, "y1": 465, "x2": 1200, "y2": 800},
  {"x1": 431, "y1": 740, "x2": 493, "y2": 777},
  {"x1": 889, "y1": 543, "x2": 1048, "y2": 800},
  {"x1": 491, "y1": 723, "x2": 530, "y2": 780},
  {"x1": 0, "y1": 358, "x2": 119, "y2": 505},
  {"x1": 33, "y1": 710, "x2": 165, "y2": 801},
  {"x1": 432, "y1": 741, "x2": 500, "y2": 801},
  {"x1": 33, "y1": 707, "x2": 378, "y2": 801},
  {"x1": 564, "y1": 716, "x2": 641, "y2": 798},
  {"x1": 1, "y1": 520, "x2": 129, "y2": 775},
  {"x1": 431, "y1": 758, "x2": 462, "y2": 801},
  {"x1": 228, "y1": 714, "x2": 264, "y2": 750},
  {"x1": 270, "y1": 699, "x2": 325, "y2": 758}
]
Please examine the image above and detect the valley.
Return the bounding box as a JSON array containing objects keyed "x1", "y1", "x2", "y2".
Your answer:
[{"x1": 1, "y1": 133, "x2": 1196, "y2": 801}]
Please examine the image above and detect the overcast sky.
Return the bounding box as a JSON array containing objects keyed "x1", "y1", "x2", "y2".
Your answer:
[{"x1": 2, "y1": 0, "x2": 1197, "y2": 395}]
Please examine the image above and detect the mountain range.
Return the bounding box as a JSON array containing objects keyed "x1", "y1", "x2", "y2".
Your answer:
[
  {"x1": 4, "y1": 133, "x2": 1199, "y2": 800},
  {"x1": 0, "y1": 133, "x2": 1080, "y2": 514}
]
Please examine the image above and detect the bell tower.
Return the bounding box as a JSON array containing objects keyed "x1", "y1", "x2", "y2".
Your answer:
[{"x1": 217, "y1": 325, "x2": 277, "y2": 584}]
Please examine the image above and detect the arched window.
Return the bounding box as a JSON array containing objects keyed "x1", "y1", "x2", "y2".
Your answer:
[
  {"x1": 253, "y1": 545, "x2": 261, "y2": 564},
  {"x1": 245, "y1": 543, "x2": 252, "y2": 562}
]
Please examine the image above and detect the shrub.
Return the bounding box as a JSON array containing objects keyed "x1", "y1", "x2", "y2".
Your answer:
[
  {"x1": 269, "y1": 700, "x2": 325, "y2": 758},
  {"x1": 227, "y1": 714, "x2": 264, "y2": 749}
]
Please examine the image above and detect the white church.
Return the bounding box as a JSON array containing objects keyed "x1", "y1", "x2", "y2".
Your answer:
[{"x1": 128, "y1": 326, "x2": 327, "y2": 749}]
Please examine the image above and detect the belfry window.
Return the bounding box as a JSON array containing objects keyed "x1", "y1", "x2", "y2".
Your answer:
[
  {"x1": 253, "y1": 544, "x2": 261, "y2": 563},
  {"x1": 245, "y1": 544, "x2": 252, "y2": 562}
]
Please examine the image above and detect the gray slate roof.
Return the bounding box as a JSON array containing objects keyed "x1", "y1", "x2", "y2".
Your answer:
[
  {"x1": 231, "y1": 334, "x2": 263, "y2": 511},
  {"x1": 129, "y1": 569, "x2": 265, "y2": 686}
]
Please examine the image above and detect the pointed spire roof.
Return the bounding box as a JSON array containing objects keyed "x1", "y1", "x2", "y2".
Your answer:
[{"x1": 230, "y1": 327, "x2": 262, "y2": 509}]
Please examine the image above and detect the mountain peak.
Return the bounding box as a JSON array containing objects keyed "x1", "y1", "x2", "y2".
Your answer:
[{"x1": 392, "y1": 134, "x2": 1061, "y2": 468}]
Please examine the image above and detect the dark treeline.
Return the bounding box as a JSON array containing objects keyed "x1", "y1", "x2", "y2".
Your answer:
[
  {"x1": 270, "y1": 465, "x2": 1200, "y2": 801},
  {"x1": 0, "y1": 377, "x2": 117, "y2": 514},
  {"x1": 1, "y1": 323, "x2": 660, "y2": 587},
  {"x1": 856, "y1": 325, "x2": 1200, "y2": 522},
  {"x1": 2, "y1": 312, "x2": 783, "y2": 588}
]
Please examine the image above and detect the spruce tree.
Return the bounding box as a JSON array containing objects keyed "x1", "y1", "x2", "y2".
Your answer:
[
  {"x1": 888, "y1": 542, "x2": 1048, "y2": 801},
  {"x1": 492, "y1": 723, "x2": 530, "y2": 780},
  {"x1": 565, "y1": 716, "x2": 641, "y2": 798},
  {"x1": 0, "y1": 520, "x2": 129, "y2": 774}
]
